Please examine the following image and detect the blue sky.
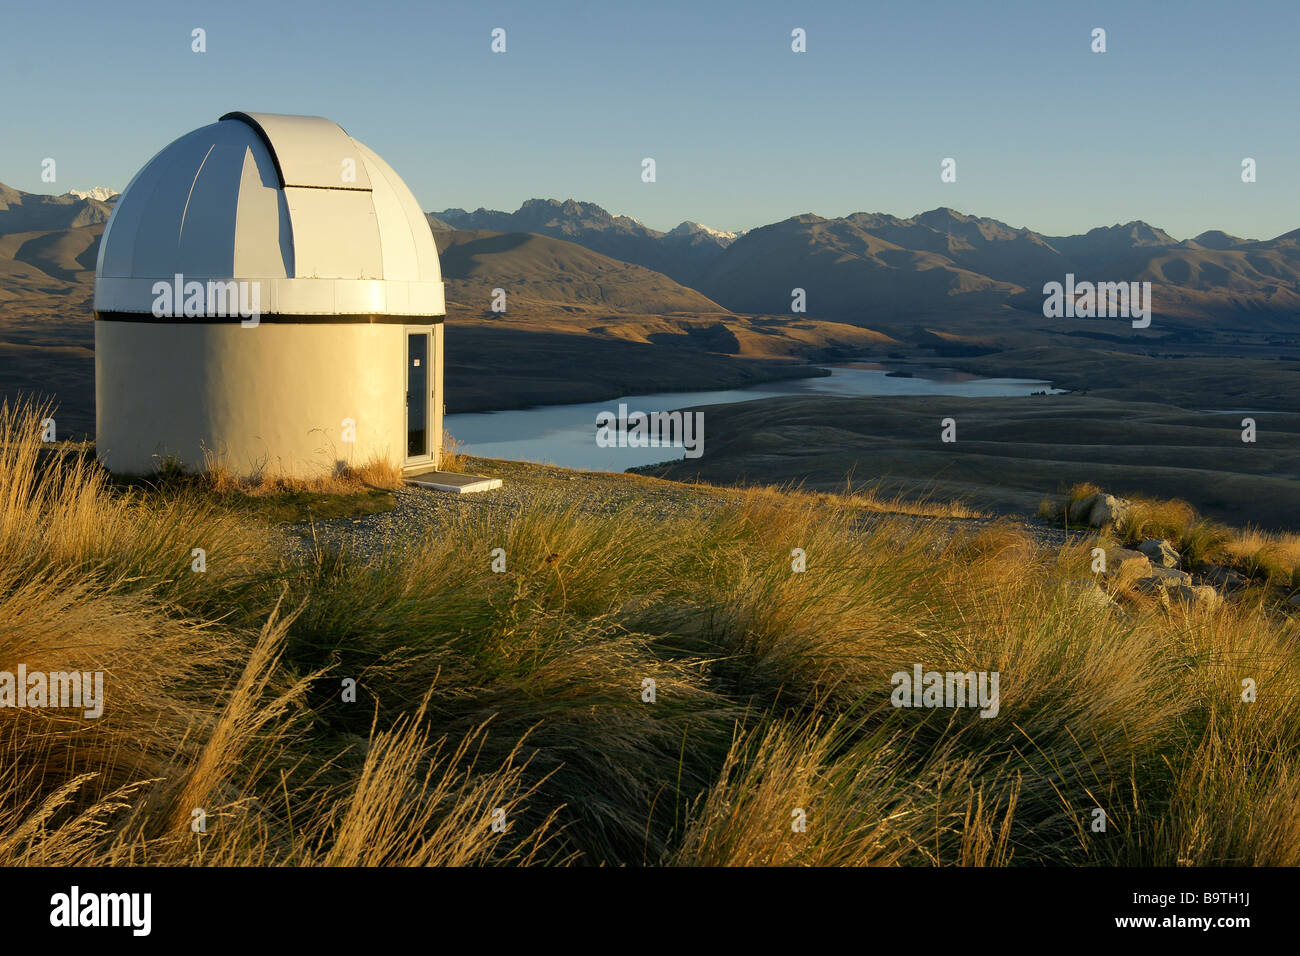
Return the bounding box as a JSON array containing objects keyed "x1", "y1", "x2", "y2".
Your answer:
[{"x1": 2, "y1": 0, "x2": 1296, "y2": 239}]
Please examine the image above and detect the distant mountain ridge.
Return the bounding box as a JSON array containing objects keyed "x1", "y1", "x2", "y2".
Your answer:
[
  {"x1": 432, "y1": 198, "x2": 739, "y2": 285},
  {"x1": 0, "y1": 183, "x2": 115, "y2": 233},
  {"x1": 2, "y1": 181, "x2": 1298, "y2": 326},
  {"x1": 433, "y1": 197, "x2": 1298, "y2": 323},
  {"x1": 695, "y1": 207, "x2": 1300, "y2": 322}
]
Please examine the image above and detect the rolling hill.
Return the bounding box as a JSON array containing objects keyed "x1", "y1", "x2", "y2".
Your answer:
[
  {"x1": 432, "y1": 198, "x2": 737, "y2": 285},
  {"x1": 692, "y1": 213, "x2": 1021, "y2": 322},
  {"x1": 433, "y1": 228, "x2": 726, "y2": 314},
  {"x1": 0, "y1": 183, "x2": 114, "y2": 233},
  {"x1": 432, "y1": 198, "x2": 1300, "y2": 326},
  {"x1": 695, "y1": 208, "x2": 1300, "y2": 325}
]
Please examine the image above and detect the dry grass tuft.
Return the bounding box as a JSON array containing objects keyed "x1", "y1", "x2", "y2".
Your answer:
[
  {"x1": 202, "y1": 455, "x2": 404, "y2": 496},
  {"x1": 439, "y1": 429, "x2": 468, "y2": 473}
]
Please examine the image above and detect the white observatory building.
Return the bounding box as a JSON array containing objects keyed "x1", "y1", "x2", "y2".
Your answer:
[{"x1": 93, "y1": 111, "x2": 447, "y2": 480}]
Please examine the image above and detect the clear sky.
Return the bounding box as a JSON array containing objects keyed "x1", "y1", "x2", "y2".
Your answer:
[{"x1": 2, "y1": 0, "x2": 1296, "y2": 239}]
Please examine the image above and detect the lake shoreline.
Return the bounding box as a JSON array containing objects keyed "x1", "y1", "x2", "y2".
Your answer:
[
  {"x1": 446, "y1": 355, "x2": 834, "y2": 415},
  {"x1": 447, "y1": 364, "x2": 1062, "y2": 473}
]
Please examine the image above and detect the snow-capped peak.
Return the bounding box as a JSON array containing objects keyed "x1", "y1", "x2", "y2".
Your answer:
[
  {"x1": 668, "y1": 220, "x2": 739, "y2": 241},
  {"x1": 65, "y1": 186, "x2": 118, "y2": 202}
]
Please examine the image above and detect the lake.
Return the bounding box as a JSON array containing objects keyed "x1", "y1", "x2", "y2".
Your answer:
[{"x1": 445, "y1": 363, "x2": 1063, "y2": 472}]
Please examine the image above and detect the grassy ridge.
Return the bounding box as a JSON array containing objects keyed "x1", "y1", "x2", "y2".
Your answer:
[{"x1": 2, "y1": 400, "x2": 1298, "y2": 865}]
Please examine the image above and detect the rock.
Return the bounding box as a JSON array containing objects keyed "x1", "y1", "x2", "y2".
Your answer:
[
  {"x1": 1201, "y1": 565, "x2": 1247, "y2": 590},
  {"x1": 1137, "y1": 538, "x2": 1180, "y2": 569},
  {"x1": 1134, "y1": 567, "x2": 1193, "y2": 596},
  {"x1": 1146, "y1": 566, "x2": 1192, "y2": 586},
  {"x1": 1152, "y1": 566, "x2": 1192, "y2": 585},
  {"x1": 1068, "y1": 493, "x2": 1131, "y2": 529},
  {"x1": 1068, "y1": 579, "x2": 1115, "y2": 609},
  {"x1": 1100, "y1": 547, "x2": 1151, "y2": 583},
  {"x1": 1168, "y1": 584, "x2": 1222, "y2": 611}
]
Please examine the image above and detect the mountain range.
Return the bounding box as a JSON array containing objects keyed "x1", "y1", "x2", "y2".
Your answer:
[
  {"x1": 3, "y1": 182, "x2": 1298, "y2": 329},
  {"x1": 0, "y1": 183, "x2": 116, "y2": 233},
  {"x1": 431, "y1": 198, "x2": 739, "y2": 286},
  {"x1": 432, "y1": 199, "x2": 1300, "y2": 325}
]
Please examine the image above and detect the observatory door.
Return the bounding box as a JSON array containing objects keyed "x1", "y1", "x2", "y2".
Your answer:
[{"x1": 406, "y1": 330, "x2": 431, "y2": 463}]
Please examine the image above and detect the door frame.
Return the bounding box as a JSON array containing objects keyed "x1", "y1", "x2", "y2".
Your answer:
[{"x1": 403, "y1": 326, "x2": 434, "y2": 468}]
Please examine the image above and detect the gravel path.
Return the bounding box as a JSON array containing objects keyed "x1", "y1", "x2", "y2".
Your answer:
[
  {"x1": 279, "y1": 456, "x2": 1086, "y2": 562},
  {"x1": 279, "y1": 457, "x2": 744, "y2": 561}
]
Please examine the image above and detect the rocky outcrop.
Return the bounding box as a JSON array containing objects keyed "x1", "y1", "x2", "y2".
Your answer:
[
  {"x1": 1137, "y1": 538, "x2": 1180, "y2": 569},
  {"x1": 1201, "y1": 565, "x2": 1248, "y2": 590},
  {"x1": 1168, "y1": 584, "x2": 1222, "y2": 611},
  {"x1": 1146, "y1": 566, "x2": 1193, "y2": 587},
  {"x1": 1095, "y1": 540, "x2": 1222, "y2": 612},
  {"x1": 1100, "y1": 547, "x2": 1152, "y2": 586},
  {"x1": 1068, "y1": 493, "x2": 1131, "y2": 530}
]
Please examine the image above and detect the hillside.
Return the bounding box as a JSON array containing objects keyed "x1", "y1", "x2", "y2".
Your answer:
[
  {"x1": 693, "y1": 213, "x2": 1021, "y2": 321},
  {"x1": 643, "y1": 392, "x2": 1300, "y2": 529},
  {"x1": 433, "y1": 197, "x2": 1300, "y2": 327},
  {"x1": 5, "y1": 182, "x2": 1300, "y2": 439},
  {"x1": 5, "y1": 402, "x2": 1300, "y2": 868},
  {"x1": 433, "y1": 198, "x2": 737, "y2": 284},
  {"x1": 0, "y1": 182, "x2": 115, "y2": 233},
  {"x1": 433, "y1": 228, "x2": 726, "y2": 314},
  {"x1": 697, "y1": 208, "x2": 1300, "y2": 325}
]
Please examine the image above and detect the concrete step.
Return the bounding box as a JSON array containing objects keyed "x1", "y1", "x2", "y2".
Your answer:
[{"x1": 403, "y1": 469, "x2": 503, "y2": 494}]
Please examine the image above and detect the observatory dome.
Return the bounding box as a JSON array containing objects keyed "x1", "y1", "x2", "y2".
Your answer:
[
  {"x1": 94, "y1": 112, "x2": 447, "y2": 480},
  {"x1": 95, "y1": 111, "x2": 443, "y2": 316}
]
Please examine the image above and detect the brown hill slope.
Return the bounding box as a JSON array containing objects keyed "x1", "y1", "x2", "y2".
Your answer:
[
  {"x1": 694, "y1": 214, "x2": 1019, "y2": 321},
  {"x1": 697, "y1": 208, "x2": 1300, "y2": 325},
  {"x1": 434, "y1": 229, "x2": 726, "y2": 314},
  {"x1": 0, "y1": 183, "x2": 114, "y2": 232},
  {"x1": 0, "y1": 225, "x2": 100, "y2": 306}
]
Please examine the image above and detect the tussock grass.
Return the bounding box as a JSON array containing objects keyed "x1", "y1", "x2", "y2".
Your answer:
[
  {"x1": 1221, "y1": 528, "x2": 1300, "y2": 585},
  {"x1": 4, "y1": 397, "x2": 1300, "y2": 866},
  {"x1": 1123, "y1": 496, "x2": 1199, "y2": 544},
  {"x1": 107, "y1": 447, "x2": 405, "y2": 524},
  {"x1": 202, "y1": 455, "x2": 404, "y2": 495},
  {"x1": 675, "y1": 475, "x2": 985, "y2": 519},
  {"x1": 440, "y1": 429, "x2": 467, "y2": 473}
]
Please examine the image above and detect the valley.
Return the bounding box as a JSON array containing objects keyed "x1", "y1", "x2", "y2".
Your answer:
[{"x1": 2, "y1": 183, "x2": 1297, "y2": 530}]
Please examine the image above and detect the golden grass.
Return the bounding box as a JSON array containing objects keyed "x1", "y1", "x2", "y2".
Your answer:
[
  {"x1": 0, "y1": 399, "x2": 556, "y2": 866},
  {"x1": 4, "y1": 397, "x2": 1300, "y2": 866},
  {"x1": 1221, "y1": 527, "x2": 1300, "y2": 584},
  {"x1": 1124, "y1": 496, "x2": 1199, "y2": 543},
  {"x1": 202, "y1": 456, "x2": 405, "y2": 496},
  {"x1": 439, "y1": 429, "x2": 467, "y2": 473},
  {"x1": 671, "y1": 719, "x2": 1020, "y2": 866},
  {"x1": 684, "y1": 476, "x2": 985, "y2": 519}
]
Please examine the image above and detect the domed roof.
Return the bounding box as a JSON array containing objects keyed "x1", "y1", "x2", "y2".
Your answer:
[{"x1": 94, "y1": 111, "x2": 443, "y2": 317}]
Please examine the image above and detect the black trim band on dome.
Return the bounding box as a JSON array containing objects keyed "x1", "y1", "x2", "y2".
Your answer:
[{"x1": 95, "y1": 312, "x2": 445, "y2": 326}]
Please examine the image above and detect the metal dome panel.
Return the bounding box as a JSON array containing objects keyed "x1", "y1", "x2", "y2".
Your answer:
[{"x1": 220, "y1": 112, "x2": 373, "y2": 191}]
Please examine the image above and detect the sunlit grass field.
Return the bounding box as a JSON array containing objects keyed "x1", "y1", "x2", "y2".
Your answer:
[{"x1": 2, "y1": 399, "x2": 1298, "y2": 866}]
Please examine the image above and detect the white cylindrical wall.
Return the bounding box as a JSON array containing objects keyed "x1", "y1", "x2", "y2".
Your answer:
[{"x1": 95, "y1": 320, "x2": 439, "y2": 478}]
